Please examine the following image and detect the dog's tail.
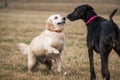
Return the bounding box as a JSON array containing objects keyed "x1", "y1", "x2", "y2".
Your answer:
[
  {"x1": 109, "y1": 8, "x2": 118, "y2": 22},
  {"x1": 109, "y1": 8, "x2": 119, "y2": 39},
  {"x1": 18, "y1": 43, "x2": 30, "y2": 55}
]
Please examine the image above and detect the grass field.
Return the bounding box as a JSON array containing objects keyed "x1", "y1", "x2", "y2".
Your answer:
[{"x1": 0, "y1": 1, "x2": 120, "y2": 80}]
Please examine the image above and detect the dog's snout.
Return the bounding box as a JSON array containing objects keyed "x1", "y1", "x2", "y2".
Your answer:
[
  {"x1": 66, "y1": 14, "x2": 71, "y2": 19},
  {"x1": 63, "y1": 17, "x2": 66, "y2": 21}
]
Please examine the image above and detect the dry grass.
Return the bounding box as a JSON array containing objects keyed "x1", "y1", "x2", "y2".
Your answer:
[{"x1": 0, "y1": 2, "x2": 120, "y2": 80}]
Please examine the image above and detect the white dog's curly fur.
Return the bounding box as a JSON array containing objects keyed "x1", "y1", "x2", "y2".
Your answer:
[{"x1": 18, "y1": 14, "x2": 66, "y2": 73}]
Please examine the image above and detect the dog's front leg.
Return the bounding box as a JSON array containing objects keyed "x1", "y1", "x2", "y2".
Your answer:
[
  {"x1": 46, "y1": 46, "x2": 60, "y2": 54},
  {"x1": 88, "y1": 49, "x2": 96, "y2": 80}
]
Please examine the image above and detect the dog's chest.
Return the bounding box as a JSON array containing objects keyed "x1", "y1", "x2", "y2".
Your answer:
[{"x1": 51, "y1": 34, "x2": 64, "y2": 49}]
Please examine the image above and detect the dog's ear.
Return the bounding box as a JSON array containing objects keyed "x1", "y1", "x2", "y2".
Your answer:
[
  {"x1": 84, "y1": 4, "x2": 94, "y2": 10},
  {"x1": 45, "y1": 19, "x2": 54, "y2": 30}
]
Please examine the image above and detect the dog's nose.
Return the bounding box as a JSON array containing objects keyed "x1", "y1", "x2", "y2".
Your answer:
[
  {"x1": 63, "y1": 17, "x2": 66, "y2": 20},
  {"x1": 66, "y1": 15, "x2": 70, "y2": 19}
]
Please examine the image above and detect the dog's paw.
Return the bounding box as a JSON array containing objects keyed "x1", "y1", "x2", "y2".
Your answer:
[
  {"x1": 53, "y1": 49, "x2": 60, "y2": 54},
  {"x1": 47, "y1": 48, "x2": 60, "y2": 54}
]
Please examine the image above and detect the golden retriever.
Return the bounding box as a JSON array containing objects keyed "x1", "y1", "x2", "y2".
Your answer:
[{"x1": 18, "y1": 14, "x2": 66, "y2": 73}]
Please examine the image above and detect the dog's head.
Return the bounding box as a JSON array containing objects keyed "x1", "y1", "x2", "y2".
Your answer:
[
  {"x1": 46, "y1": 14, "x2": 66, "y2": 31},
  {"x1": 67, "y1": 4, "x2": 94, "y2": 21}
]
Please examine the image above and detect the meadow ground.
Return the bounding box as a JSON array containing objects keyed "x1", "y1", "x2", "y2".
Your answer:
[{"x1": 0, "y1": 1, "x2": 120, "y2": 80}]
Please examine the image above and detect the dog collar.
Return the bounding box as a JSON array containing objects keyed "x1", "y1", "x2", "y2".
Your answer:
[
  {"x1": 86, "y1": 15, "x2": 97, "y2": 24},
  {"x1": 48, "y1": 29, "x2": 62, "y2": 33}
]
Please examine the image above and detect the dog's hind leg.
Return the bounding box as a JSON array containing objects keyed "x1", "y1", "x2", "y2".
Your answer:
[
  {"x1": 52, "y1": 55, "x2": 62, "y2": 73},
  {"x1": 100, "y1": 42, "x2": 112, "y2": 80},
  {"x1": 45, "y1": 59, "x2": 53, "y2": 70},
  {"x1": 88, "y1": 49, "x2": 96, "y2": 80},
  {"x1": 114, "y1": 49, "x2": 120, "y2": 56},
  {"x1": 56, "y1": 55, "x2": 62, "y2": 73},
  {"x1": 28, "y1": 53, "x2": 37, "y2": 73},
  {"x1": 113, "y1": 42, "x2": 120, "y2": 56}
]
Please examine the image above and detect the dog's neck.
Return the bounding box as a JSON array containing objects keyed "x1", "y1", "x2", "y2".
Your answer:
[
  {"x1": 82, "y1": 10, "x2": 97, "y2": 24},
  {"x1": 46, "y1": 23, "x2": 63, "y2": 33},
  {"x1": 48, "y1": 29, "x2": 63, "y2": 33},
  {"x1": 86, "y1": 15, "x2": 97, "y2": 24}
]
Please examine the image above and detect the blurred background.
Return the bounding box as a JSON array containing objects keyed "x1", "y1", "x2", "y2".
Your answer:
[{"x1": 0, "y1": 0, "x2": 120, "y2": 14}]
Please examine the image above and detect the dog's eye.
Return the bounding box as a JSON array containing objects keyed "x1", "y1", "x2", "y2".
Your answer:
[{"x1": 54, "y1": 16, "x2": 58, "y2": 19}]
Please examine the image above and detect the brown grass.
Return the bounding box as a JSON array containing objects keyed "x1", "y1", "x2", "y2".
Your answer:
[{"x1": 0, "y1": 2, "x2": 120, "y2": 80}]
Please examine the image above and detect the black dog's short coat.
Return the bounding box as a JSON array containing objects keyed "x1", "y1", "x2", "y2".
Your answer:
[{"x1": 67, "y1": 4, "x2": 120, "y2": 80}]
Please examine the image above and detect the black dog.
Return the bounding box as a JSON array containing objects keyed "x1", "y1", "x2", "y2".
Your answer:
[{"x1": 67, "y1": 4, "x2": 120, "y2": 80}]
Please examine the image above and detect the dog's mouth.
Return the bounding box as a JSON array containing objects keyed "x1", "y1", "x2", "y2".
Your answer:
[
  {"x1": 57, "y1": 22, "x2": 65, "y2": 26},
  {"x1": 57, "y1": 17, "x2": 66, "y2": 26},
  {"x1": 67, "y1": 14, "x2": 80, "y2": 21}
]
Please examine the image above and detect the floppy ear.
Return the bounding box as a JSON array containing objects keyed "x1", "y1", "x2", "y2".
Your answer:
[
  {"x1": 45, "y1": 19, "x2": 54, "y2": 30},
  {"x1": 85, "y1": 4, "x2": 94, "y2": 10}
]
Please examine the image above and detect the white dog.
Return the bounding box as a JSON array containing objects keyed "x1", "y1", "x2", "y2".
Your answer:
[{"x1": 18, "y1": 14, "x2": 66, "y2": 73}]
